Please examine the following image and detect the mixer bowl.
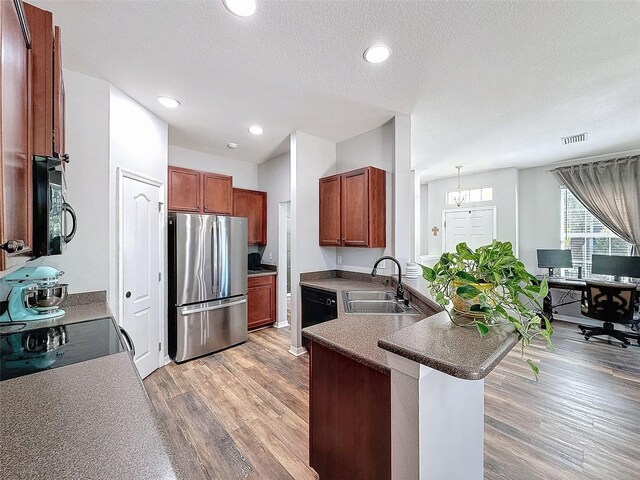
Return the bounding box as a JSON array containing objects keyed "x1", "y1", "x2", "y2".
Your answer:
[{"x1": 25, "y1": 284, "x2": 68, "y2": 311}]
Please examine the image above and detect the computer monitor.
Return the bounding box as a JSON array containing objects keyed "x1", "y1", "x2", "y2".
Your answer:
[
  {"x1": 592, "y1": 254, "x2": 640, "y2": 280},
  {"x1": 537, "y1": 249, "x2": 573, "y2": 276}
]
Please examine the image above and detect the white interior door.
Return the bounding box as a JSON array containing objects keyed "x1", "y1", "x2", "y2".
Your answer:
[
  {"x1": 444, "y1": 208, "x2": 495, "y2": 253},
  {"x1": 122, "y1": 175, "x2": 161, "y2": 379}
]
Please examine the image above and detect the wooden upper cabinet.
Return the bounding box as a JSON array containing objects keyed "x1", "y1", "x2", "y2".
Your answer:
[
  {"x1": 341, "y1": 169, "x2": 370, "y2": 247},
  {"x1": 319, "y1": 175, "x2": 342, "y2": 246},
  {"x1": 203, "y1": 172, "x2": 233, "y2": 215},
  {"x1": 233, "y1": 188, "x2": 267, "y2": 245},
  {"x1": 168, "y1": 166, "x2": 201, "y2": 212},
  {"x1": 318, "y1": 166, "x2": 385, "y2": 248},
  {"x1": 24, "y1": 3, "x2": 65, "y2": 158},
  {"x1": 1, "y1": 0, "x2": 33, "y2": 270}
]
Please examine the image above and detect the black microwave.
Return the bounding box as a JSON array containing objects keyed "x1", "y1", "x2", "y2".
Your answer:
[{"x1": 33, "y1": 155, "x2": 76, "y2": 256}]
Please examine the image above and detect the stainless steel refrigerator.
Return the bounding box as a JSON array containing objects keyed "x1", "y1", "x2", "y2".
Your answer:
[{"x1": 168, "y1": 213, "x2": 248, "y2": 362}]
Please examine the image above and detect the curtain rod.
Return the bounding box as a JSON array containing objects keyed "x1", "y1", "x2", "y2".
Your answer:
[{"x1": 545, "y1": 148, "x2": 640, "y2": 173}]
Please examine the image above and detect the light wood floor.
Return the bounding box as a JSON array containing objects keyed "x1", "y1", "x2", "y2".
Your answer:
[{"x1": 144, "y1": 322, "x2": 640, "y2": 480}]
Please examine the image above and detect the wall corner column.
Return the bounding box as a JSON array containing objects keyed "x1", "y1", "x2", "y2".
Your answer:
[{"x1": 386, "y1": 351, "x2": 484, "y2": 480}]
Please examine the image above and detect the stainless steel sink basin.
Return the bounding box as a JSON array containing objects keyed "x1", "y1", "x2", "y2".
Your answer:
[
  {"x1": 344, "y1": 290, "x2": 395, "y2": 301},
  {"x1": 342, "y1": 291, "x2": 421, "y2": 315}
]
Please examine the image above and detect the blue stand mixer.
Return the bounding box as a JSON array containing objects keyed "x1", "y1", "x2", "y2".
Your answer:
[{"x1": 0, "y1": 266, "x2": 68, "y2": 322}]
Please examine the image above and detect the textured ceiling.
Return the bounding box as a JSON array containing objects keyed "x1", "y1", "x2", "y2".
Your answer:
[{"x1": 31, "y1": 1, "x2": 640, "y2": 177}]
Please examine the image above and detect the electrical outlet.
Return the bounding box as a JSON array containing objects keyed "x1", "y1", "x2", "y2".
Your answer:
[
  {"x1": 337, "y1": 255, "x2": 342, "y2": 265},
  {"x1": 269, "y1": 252, "x2": 273, "y2": 260}
]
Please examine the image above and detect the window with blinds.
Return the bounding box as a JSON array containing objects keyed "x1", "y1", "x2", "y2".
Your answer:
[{"x1": 560, "y1": 187, "x2": 631, "y2": 278}]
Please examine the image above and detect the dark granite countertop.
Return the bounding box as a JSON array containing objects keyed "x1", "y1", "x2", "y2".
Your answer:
[
  {"x1": 301, "y1": 275, "x2": 519, "y2": 380},
  {"x1": 248, "y1": 270, "x2": 277, "y2": 277},
  {"x1": 0, "y1": 301, "x2": 114, "y2": 335},
  {"x1": 0, "y1": 352, "x2": 178, "y2": 480},
  {"x1": 301, "y1": 278, "x2": 423, "y2": 375}
]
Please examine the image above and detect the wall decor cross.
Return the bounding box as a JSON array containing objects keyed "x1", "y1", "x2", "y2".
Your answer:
[{"x1": 432, "y1": 226, "x2": 439, "y2": 236}]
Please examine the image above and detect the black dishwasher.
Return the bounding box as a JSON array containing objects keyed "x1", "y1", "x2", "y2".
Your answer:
[{"x1": 301, "y1": 286, "x2": 338, "y2": 348}]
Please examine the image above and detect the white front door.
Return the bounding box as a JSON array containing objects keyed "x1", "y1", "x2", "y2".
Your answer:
[
  {"x1": 444, "y1": 208, "x2": 495, "y2": 253},
  {"x1": 122, "y1": 174, "x2": 162, "y2": 379}
]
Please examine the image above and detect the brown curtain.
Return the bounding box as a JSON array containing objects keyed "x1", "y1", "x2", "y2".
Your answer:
[{"x1": 552, "y1": 155, "x2": 640, "y2": 255}]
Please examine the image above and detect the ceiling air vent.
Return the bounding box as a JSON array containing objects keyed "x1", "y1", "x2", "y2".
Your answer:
[{"x1": 561, "y1": 132, "x2": 588, "y2": 145}]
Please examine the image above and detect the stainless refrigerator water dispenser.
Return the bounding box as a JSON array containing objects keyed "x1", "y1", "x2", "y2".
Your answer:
[{"x1": 168, "y1": 213, "x2": 248, "y2": 362}]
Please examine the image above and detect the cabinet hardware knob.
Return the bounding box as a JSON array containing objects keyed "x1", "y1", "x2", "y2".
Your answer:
[
  {"x1": 125, "y1": 291, "x2": 132, "y2": 299},
  {"x1": 1, "y1": 240, "x2": 25, "y2": 253}
]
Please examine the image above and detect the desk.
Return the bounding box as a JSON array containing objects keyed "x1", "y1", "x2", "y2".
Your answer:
[{"x1": 539, "y1": 276, "x2": 640, "y2": 321}]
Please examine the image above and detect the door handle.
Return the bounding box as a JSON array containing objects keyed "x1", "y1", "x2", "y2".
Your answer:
[
  {"x1": 180, "y1": 298, "x2": 247, "y2": 316},
  {"x1": 119, "y1": 327, "x2": 135, "y2": 354},
  {"x1": 63, "y1": 203, "x2": 77, "y2": 243},
  {"x1": 211, "y1": 221, "x2": 221, "y2": 294},
  {"x1": 125, "y1": 291, "x2": 132, "y2": 299}
]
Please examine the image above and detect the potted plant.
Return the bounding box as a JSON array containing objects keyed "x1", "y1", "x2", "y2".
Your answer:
[{"x1": 421, "y1": 240, "x2": 553, "y2": 379}]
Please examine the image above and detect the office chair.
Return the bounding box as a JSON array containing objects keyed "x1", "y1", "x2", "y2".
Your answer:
[{"x1": 579, "y1": 280, "x2": 640, "y2": 347}]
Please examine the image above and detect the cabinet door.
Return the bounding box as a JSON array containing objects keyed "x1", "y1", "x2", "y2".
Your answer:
[
  {"x1": 24, "y1": 3, "x2": 53, "y2": 157},
  {"x1": 319, "y1": 174, "x2": 341, "y2": 246},
  {"x1": 341, "y1": 168, "x2": 369, "y2": 246},
  {"x1": 247, "y1": 275, "x2": 275, "y2": 330},
  {"x1": 1, "y1": 0, "x2": 33, "y2": 270},
  {"x1": 52, "y1": 26, "x2": 65, "y2": 157},
  {"x1": 233, "y1": 188, "x2": 267, "y2": 245},
  {"x1": 168, "y1": 166, "x2": 201, "y2": 212},
  {"x1": 203, "y1": 173, "x2": 233, "y2": 215}
]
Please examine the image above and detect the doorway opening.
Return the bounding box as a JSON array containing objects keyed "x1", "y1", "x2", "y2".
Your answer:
[{"x1": 276, "y1": 201, "x2": 291, "y2": 328}]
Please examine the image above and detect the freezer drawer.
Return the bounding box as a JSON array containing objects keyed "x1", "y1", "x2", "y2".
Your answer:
[{"x1": 171, "y1": 295, "x2": 248, "y2": 363}]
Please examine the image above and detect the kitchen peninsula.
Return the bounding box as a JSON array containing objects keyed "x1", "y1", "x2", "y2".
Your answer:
[{"x1": 302, "y1": 273, "x2": 519, "y2": 480}]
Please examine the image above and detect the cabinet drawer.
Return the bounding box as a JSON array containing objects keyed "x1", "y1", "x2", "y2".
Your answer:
[{"x1": 248, "y1": 274, "x2": 275, "y2": 287}]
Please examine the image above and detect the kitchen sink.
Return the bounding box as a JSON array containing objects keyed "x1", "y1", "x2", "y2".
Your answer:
[
  {"x1": 342, "y1": 291, "x2": 421, "y2": 315},
  {"x1": 344, "y1": 290, "x2": 395, "y2": 301}
]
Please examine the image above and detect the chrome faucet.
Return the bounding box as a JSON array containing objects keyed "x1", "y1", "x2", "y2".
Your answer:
[{"x1": 371, "y1": 256, "x2": 407, "y2": 304}]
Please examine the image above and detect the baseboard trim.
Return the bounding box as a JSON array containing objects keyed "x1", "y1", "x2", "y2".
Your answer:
[
  {"x1": 289, "y1": 345, "x2": 307, "y2": 356},
  {"x1": 163, "y1": 355, "x2": 171, "y2": 366},
  {"x1": 275, "y1": 320, "x2": 290, "y2": 329}
]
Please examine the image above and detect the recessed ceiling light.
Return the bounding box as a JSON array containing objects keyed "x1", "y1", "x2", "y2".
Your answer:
[
  {"x1": 248, "y1": 125, "x2": 263, "y2": 135},
  {"x1": 227, "y1": 143, "x2": 239, "y2": 149},
  {"x1": 157, "y1": 96, "x2": 180, "y2": 108},
  {"x1": 363, "y1": 45, "x2": 391, "y2": 64},
  {"x1": 223, "y1": 0, "x2": 256, "y2": 17}
]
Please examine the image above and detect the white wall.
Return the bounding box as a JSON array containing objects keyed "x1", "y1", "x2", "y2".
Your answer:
[
  {"x1": 336, "y1": 121, "x2": 394, "y2": 273},
  {"x1": 44, "y1": 70, "x2": 110, "y2": 294},
  {"x1": 295, "y1": 132, "x2": 338, "y2": 273},
  {"x1": 423, "y1": 167, "x2": 519, "y2": 257},
  {"x1": 168, "y1": 145, "x2": 258, "y2": 190},
  {"x1": 290, "y1": 131, "x2": 337, "y2": 352},
  {"x1": 393, "y1": 115, "x2": 414, "y2": 268},
  {"x1": 108, "y1": 86, "x2": 168, "y2": 332},
  {"x1": 419, "y1": 184, "x2": 430, "y2": 256},
  {"x1": 518, "y1": 166, "x2": 563, "y2": 273},
  {"x1": 258, "y1": 151, "x2": 290, "y2": 266}
]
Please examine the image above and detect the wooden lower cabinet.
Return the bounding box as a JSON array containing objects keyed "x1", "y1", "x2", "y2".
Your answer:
[
  {"x1": 247, "y1": 274, "x2": 276, "y2": 330},
  {"x1": 309, "y1": 341, "x2": 391, "y2": 480}
]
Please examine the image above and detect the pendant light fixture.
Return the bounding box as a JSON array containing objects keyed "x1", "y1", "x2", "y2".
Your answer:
[{"x1": 452, "y1": 165, "x2": 467, "y2": 207}]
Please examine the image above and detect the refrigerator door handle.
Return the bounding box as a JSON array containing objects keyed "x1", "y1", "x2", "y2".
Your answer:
[
  {"x1": 180, "y1": 298, "x2": 247, "y2": 316},
  {"x1": 211, "y1": 220, "x2": 221, "y2": 294},
  {"x1": 216, "y1": 219, "x2": 224, "y2": 294}
]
